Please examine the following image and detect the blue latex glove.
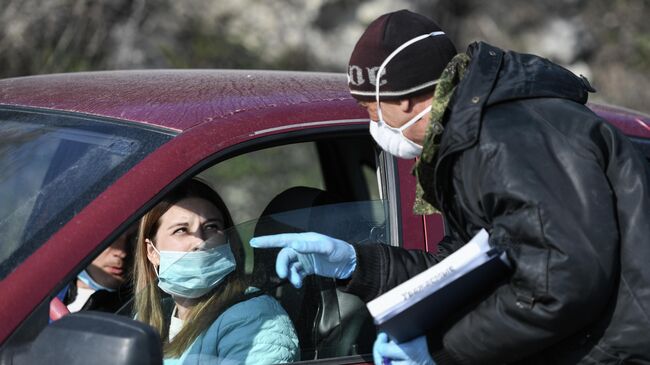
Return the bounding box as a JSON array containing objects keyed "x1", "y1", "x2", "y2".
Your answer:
[
  {"x1": 373, "y1": 333, "x2": 436, "y2": 365},
  {"x1": 250, "y1": 232, "x2": 357, "y2": 288}
]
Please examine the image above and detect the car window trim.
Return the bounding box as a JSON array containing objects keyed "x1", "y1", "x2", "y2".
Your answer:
[
  {"x1": 0, "y1": 107, "x2": 176, "y2": 280},
  {"x1": 377, "y1": 150, "x2": 402, "y2": 247},
  {"x1": 0, "y1": 105, "x2": 180, "y2": 136}
]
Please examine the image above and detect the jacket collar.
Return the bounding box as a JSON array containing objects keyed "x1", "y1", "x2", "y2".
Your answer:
[
  {"x1": 436, "y1": 42, "x2": 503, "y2": 163},
  {"x1": 437, "y1": 41, "x2": 592, "y2": 160}
]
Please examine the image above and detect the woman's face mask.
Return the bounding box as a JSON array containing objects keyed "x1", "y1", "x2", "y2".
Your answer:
[
  {"x1": 371, "y1": 31, "x2": 445, "y2": 159},
  {"x1": 151, "y1": 235, "x2": 236, "y2": 299}
]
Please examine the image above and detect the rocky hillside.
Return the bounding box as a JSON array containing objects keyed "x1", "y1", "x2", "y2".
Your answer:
[{"x1": 1, "y1": 0, "x2": 648, "y2": 114}]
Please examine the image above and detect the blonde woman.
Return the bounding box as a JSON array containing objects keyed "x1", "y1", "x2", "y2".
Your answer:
[{"x1": 133, "y1": 179, "x2": 298, "y2": 364}]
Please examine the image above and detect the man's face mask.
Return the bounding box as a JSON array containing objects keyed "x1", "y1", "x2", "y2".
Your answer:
[
  {"x1": 151, "y1": 235, "x2": 236, "y2": 299},
  {"x1": 370, "y1": 31, "x2": 445, "y2": 159},
  {"x1": 78, "y1": 269, "x2": 116, "y2": 292}
]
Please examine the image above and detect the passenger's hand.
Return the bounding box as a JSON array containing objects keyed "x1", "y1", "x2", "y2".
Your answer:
[
  {"x1": 373, "y1": 333, "x2": 436, "y2": 365},
  {"x1": 250, "y1": 232, "x2": 357, "y2": 288}
]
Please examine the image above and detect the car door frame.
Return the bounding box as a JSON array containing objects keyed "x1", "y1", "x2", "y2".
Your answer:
[{"x1": 1, "y1": 115, "x2": 431, "y2": 365}]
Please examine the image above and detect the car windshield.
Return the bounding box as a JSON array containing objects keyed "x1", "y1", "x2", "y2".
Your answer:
[
  {"x1": 130, "y1": 199, "x2": 388, "y2": 360},
  {"x1": 0, "y1": 108, "x2": 173, "y2": 279}
]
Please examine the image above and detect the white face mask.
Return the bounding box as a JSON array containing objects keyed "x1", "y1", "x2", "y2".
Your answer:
[
  {"x1": 371, "y1": 31, "x2": 445, "y2": 159},
  {"x1": 369, "y1": 105, "x2": 432, "y2": 159}
]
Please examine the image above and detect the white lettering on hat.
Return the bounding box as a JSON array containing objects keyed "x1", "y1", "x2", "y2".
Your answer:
[
  {"x1": 367, "y1": 66, "x2": 387, "y2": 87},
  {"x1": 348, "y1": 65, "x2": 365, "y2": 86},
  {"x1": 348, "y1": 65, "x2": 388, "y2": 88}
]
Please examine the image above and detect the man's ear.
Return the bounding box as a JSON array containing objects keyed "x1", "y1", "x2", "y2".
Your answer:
[
  {"x1": 146, "y1": 238, "x2": 160, "y2": 266},
  {"x1": 399, "y1": 98, "x2": 413, "y2": 113}
]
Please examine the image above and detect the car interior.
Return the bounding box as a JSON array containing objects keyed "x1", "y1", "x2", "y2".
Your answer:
[
  {"x1": 54, "y1": 132, "x2": 388, "y2": 362},
  {"x1": 198, "y1": 133, "x2": 385, "y2": 361},
  {"x1": 250, "y1": 186, "x2": 377, "y2": 359}
]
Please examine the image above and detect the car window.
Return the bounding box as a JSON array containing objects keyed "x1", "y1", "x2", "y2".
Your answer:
[
  {"x1": 0, "y1": 108, "x2": 172, "y2": 279},
  {"x1": 195, "y1": 135, "x2": 385, "y2": 361},
  {"x1": 129, "y1": 134, "x2": 388, "y2": 362},
  {"x1": 237, "y1": 200, "x2": 387, "y2": 360},
  {"x1": 200, "y1": 142, "x2": 325, "y2": 224},
  {"x1": 199, "y1": 137, "x2": 382, "y2": 226}
]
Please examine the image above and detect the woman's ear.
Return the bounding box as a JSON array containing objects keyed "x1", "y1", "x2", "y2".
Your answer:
[{"x1": 146, "y1": 238, "x2": 160, "y2": 266}]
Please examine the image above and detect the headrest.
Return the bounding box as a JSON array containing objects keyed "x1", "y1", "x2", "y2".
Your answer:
[{"x1": 254, "y1": 186, "x2": 344, "y2": 237}]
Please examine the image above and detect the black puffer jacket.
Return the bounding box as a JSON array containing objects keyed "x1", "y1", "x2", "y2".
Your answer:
[{"x1": 345, "y1": 42, "x2": 650, "y2": 364}]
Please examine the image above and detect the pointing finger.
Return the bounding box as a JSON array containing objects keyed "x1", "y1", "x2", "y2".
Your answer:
[{"x1": 250, "y1": 233, "x2": 308, "y2": 249}]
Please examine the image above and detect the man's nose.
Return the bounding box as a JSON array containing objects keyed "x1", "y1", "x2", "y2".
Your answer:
[
  {"x1": 110, "y1": 239, "x2": 128, "y2": 258},
  {"x1": 112, "y1": 247, "x2": 128, "y2": 259}
]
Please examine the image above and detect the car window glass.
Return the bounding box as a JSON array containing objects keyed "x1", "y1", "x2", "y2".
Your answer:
[
  {"x1": 362, "y1": 163, "x2": 381, "y2": 201},
  {"x1": 199, "y1": 142, "x2": 324, "y2": 224},
  {"x1": 199, "y1": 134, "x2": 382, "y2": 360},
  {"x1": 0, "y1": 108, "x2": 172, "y2": 279},
  {"x1": 133, "y1": 134, "x2": 387, "y2": 361},
  {"x1": 241, "y1": 200, "x2": 386, "y2": 360},
  {"x1": 198, "y1": 135, "x2": 383, "y2": 361}
]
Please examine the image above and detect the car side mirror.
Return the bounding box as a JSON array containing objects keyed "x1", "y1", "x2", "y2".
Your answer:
[{"x1": 7, "y1": 311, "x2": 162, "y2": 365}]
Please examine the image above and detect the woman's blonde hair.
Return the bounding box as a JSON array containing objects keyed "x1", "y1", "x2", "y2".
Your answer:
[{"x1": 133, "y1": 180, "x2": 247, "y2": 358}]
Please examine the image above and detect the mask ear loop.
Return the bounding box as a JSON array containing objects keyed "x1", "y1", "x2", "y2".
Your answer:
[
  {"x1": 375, "y1": 31, "x2": 446, "y2": 123},
  {"x1": 398, "y1": 106, "x2": 434, "y2": 132},
  {"x1": 147, "y1": 240, "x2": 161, "y2": 278}
]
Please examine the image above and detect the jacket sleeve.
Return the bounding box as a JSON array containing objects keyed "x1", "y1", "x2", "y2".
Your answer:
[
  {"x1": 215, "y1": 296, "x2": 299, "y2": 365},
  {"x1": 440, "y1": 119, "x2": 619, "y2": 364},
  {"x1": 342, "y1": 235, "x2": 462, "y2": 302}
]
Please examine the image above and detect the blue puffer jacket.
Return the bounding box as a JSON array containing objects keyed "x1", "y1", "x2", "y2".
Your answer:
[{"x1": 165, "y1": 293, "x2": 299, "y2": 365}]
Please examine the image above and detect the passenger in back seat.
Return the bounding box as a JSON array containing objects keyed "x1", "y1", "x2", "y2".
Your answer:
[{"x1": 63, "y1": 226, "x2": 135, "y2": 313}]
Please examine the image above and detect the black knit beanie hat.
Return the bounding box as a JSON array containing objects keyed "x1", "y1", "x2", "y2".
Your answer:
[{"x1": 348, "y1": 10, "x2": 457, "y2": 101}]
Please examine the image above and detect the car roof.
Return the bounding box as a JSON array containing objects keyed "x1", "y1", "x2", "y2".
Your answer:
[
  {"x1": 1, "y1": 69, "x2": 649, "y2": 139},
  {"x1": 0, "y1": 69, "x2": 355, "y2": 132}
]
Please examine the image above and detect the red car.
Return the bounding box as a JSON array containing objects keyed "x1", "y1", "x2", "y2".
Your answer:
[{"x1": 0, "y1": 70, "x2": 649, "y2": 364}]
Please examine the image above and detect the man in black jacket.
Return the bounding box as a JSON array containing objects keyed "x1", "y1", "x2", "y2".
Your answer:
[{"x1": 252, "y1": 10, "x2": 650, "y2": 365}]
